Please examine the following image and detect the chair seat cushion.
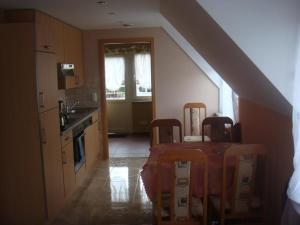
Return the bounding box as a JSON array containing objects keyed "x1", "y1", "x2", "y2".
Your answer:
[
  {"x1": 157, "y1": 195, "x2": 205, "y2": 218},
  {"x1": 191, "y1": 197, "x2": 204, "y2": 217},
  {"x1": 184, "y1": 135, "x2": 211, "y2": 142},
  {"x1": 209, "y1": 195, "x2": 262, "y2": 213}
]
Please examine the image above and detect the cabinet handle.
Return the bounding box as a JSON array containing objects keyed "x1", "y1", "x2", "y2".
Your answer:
[
  {"x1": 62, "y1": 151, "x2": 67, "y2": 164},
  {"x1": 64, "y1": 136, "x2": 70, "y2": 141},
  {"x1": 43, "y1": 45, "x2": 52, "y2": 50},
  {"x1": 39, "y1": 91, "x2": 45, "y2": 108},
  {"x1": 41, "y1": 128, "x2": 47, "y2": 144}
]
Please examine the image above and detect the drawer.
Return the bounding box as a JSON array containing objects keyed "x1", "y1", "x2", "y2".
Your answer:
[
  {"x1": 91, "y1": 111, "x2": 98, "y2": 123},
  {"x1": 61, "y1": 130, "x2": 72, "y2": 147}
]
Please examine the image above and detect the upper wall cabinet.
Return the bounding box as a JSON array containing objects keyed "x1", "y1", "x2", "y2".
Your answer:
[
  {"x1": 52, "y1": 18, "x2": 65, "y2": 63},
  {"x1": 4, "y1": 9, "x2": 84, "y2": 90},
  {"x1": 4, "y1": 10, "x2": 56, "y2": 53},
  {"x1": 35, "y1": 11, "x2": 56, "y2": 53},
  {"x1": 62, "y1": 25, "x2": 84, "y2": 89}
]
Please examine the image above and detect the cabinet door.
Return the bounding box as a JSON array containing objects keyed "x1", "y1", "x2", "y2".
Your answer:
[
  {"x1": 36, "y1": 52, "x2": 58, "y2": 112},
  {"x1": 85, "y1": 122, "x2": 100, "y2": 170},
  {"x1": 63, "y1": 24, "x2": 84, "y2": 88},
  {"x1": 62, "y1": 142, "x2": 76, "y2": 197},
  {"x1": 52, "y1": 18, "x2": 64, "y2": 63},
  {"x1": 73, "y1": 29, "x2": 84, "y2": 87},
  {"x1": 35, "y1": 11, "x2": 55, "y2": 53},
  {"x1": 40, "y1": 108, "x2": 65, "y2": 220}
]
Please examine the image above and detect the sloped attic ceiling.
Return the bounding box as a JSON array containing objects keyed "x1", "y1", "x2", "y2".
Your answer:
[
  {"x1": 160, "y1": 0, "x2": 293, "y2": 116},
  {"x1": 197, "y1": 0, "x2": 300, "y2": 105}
]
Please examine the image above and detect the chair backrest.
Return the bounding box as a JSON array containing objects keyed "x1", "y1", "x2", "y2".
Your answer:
[
  {"x1": 183, "y1": 103, "x2": 207, "y2": 136},
  {"x1": 221, "y1": 144, "x2": 267, "y2": 218},
  {"x1": 150, "y1": 119, "x2": 182, "y2": 146},
  {"x1": 201, "y1": 116, "x2": 233, "y2": 142},
  {"x1": 156, "y1": 149, "x2": 208, "y2": 225},
  {"x1": 232, "y1": 122, "x2": 242, "y2": 143}
]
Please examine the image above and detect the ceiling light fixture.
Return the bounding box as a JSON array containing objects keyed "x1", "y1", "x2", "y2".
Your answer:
[
  {"x1": 122, "y1": 23, "x2": 134, "y2": 27},
  {"x1": 97, "y1": 1, "x2": 106, "y2": 5}
]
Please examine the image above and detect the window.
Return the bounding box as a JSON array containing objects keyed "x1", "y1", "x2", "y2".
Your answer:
[
  {"x1": 134, "y1": 53, "x2": 152, "y2": 97},
  {"x1": 105, "y1": 56, "x2": 125, "y2": 100},
  {"x1": 287, "y1": 34, "x2": 300, "y2": 204}
]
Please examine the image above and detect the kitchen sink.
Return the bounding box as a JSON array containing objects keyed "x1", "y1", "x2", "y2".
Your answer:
[
  {"x1": 61, "y1": 107, "x2": 98, "y2": 133},
  {"x1": 66, "y1": 117, "x2": 79, "y2": 124}
]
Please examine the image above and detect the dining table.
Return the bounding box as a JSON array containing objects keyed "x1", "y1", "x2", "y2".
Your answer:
[{"x1": 140, "y1": 141, "x2": 235, "y2": 202}]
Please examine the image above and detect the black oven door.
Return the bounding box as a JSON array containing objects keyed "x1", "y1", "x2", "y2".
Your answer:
[{"x1": 73, "y1": 131, "x2": 85, "y2": 172}]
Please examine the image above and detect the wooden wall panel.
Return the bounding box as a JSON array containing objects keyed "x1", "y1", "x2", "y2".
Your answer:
[{"x1": 239, "y1": 97, "x2": 294, "y2": 225}]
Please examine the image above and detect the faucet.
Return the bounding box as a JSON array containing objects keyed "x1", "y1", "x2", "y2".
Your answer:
[{"x1": 66, "y1": 100, "x2": 79, "y2": 114}]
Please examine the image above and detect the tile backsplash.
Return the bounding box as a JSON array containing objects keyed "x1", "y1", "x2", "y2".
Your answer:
[{"x1": 57, "y1": 85, "x2": 99, "y2": 109}]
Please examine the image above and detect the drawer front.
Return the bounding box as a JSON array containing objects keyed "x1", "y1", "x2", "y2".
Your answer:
[{"x1": 61, "y1": 130, "x2": 72, "y2": 147}]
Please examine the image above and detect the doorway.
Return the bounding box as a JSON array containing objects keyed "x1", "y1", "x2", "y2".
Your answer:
[{"x1": 98, "y1": 38, "x2": 156, "y2": 159}]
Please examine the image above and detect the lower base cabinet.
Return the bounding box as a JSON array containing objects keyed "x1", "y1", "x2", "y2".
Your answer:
[
  {"x1": 85, "y1": 122, "x2": 100, "y2": 170},
  {"x1": 60, "y1": 111, "x2": 100, "y2": 202},
  {"x1": 62, "y1": 142, "x2": 76, "y2": 197},
  {"x1": 75, "y1": 164, "x2": 86, "y2": 185}
]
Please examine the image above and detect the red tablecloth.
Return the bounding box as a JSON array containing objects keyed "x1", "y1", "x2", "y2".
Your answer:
[{"x1": 140, "y1": 142, "x2": 233, "y2": 201}]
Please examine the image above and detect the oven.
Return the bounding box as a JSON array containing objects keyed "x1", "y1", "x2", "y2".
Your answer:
[{"x1": 72, "y1": 117, "x2": 92, "y2": 172}]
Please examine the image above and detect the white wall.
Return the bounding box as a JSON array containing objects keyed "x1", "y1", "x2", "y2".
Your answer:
[
  {"x1": 197, "y1": 0, "x2": 300, "y2": 104},
  {"x1": 160, "y1": 0, "x2": 293, "y2": 115},
  {"x1": 83, "y1": 27, "x2": 219, "y2": 127}
]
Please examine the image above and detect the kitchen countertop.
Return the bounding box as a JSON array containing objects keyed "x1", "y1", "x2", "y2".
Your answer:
[{"x1": 61, "y1": 107, "x2": 99, "y2": 135}]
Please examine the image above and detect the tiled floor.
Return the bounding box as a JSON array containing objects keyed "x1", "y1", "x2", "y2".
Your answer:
[
  {"x1": 51, "y1": 157, "x2": 153, "y2": 225},
  {"x1": 109, "y1": 135, "x2": 150, "y2": 158}
]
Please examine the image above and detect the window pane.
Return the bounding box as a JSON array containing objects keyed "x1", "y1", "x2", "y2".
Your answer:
[
  {"x1": 105, "y1": 56, "x2": 125, "y2": 100},
  {"x1": 134, "y1": 53, "x2": 152, "y2": 97}
]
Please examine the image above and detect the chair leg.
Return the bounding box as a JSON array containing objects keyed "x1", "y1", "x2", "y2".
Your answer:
[
  {"x1": 220, "y1": 214, "x2": 225, "y2": 225},
  {"x1": 152, "y1": 202, "x2": 158, "y2": 225}
]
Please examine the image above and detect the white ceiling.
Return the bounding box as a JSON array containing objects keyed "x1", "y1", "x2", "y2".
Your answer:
[{"x1": 0, "y1": 0, "x2": 162, "y2": 29}]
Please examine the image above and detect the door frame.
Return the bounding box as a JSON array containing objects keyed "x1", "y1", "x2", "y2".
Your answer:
[{"x1": 98, "y1": 37, "x2": 156, "y2": 159}]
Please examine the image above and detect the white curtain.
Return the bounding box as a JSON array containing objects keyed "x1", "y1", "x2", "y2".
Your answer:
[
  {"x1": 134, "y1": 53, "x2": 152, "y2": 89},
  {"x1": 105, "y1": 56, "x2": 125, "y2": 91},
  {"x1": 220, "y1": 80, "x2": 238, "y2": 123},
  {"x1": 287, "y1": 32, "x2": 300, "y2": 204}
]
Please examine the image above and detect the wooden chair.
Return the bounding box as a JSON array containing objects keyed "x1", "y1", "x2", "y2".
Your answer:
[
  {"x1": 232, "y1": 122, "x2": 242, "y2": 143},
  {"x1": 150, "y1": 119, "x2": 182, "y2": 146},
  {"x1": 183, "y1": 103, "x2": 210, "y2": 142},
  {"x1": 209, "y1": 144, "x2": 267, "y2": 225},
  {"x1": 201, "y1": 117, "x2": 233, "y2": 142},
  {"x1": 156, "y1": 149, "x2": 208, "y2": 225}
]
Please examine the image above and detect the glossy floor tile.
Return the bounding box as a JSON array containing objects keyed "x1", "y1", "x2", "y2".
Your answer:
[
  {"x1": 51, "y1": 158, "x2": 153, "y2": 225},
  {"x1": 109, "y1": 135, "x2": 150, "y2": 158}
]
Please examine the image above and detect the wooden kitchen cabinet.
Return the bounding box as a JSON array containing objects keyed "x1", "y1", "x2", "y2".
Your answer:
[
  {"x1": 52, "y1": 18, "x2": 65, "y2": 63},
  {"x1": 4, "y1": 10, "x2": 55, "y2": 53},
  {"x1": 5, "y1": 9, "x2": 84, "y2": 90},
  {"x1": 2, "y1": 10, "x2": 85, "y2": 224},
  {"x1": 40, "y1": 108, "x2": 65, "y2": 220},
  {"x1": 35, "y1": 11, "x2": 56, "y2": 53},
  {"x1": 62, "y1": 142, "x2": 76, "y2": 197},
  {"x1": 36, "y1": 52, "x2": 58, "y2": 112},
  {"x1": 85, "y1": 121, "x2": 100, "y2": 170},
  {"x1": 63, "y1": 24, "x2": 84, "y2": 88},
  {"x1": 1, "y1": 23, "x2": 46, "y2": 224}
]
